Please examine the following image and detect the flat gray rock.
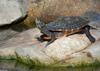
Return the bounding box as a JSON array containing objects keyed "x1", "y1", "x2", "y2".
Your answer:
[
  {"x1": 0, "y1": 29, "x2": 18, "y2": 42},
  {"x1": 0, "y1": 0, "x2": 28, "y2": 25}
]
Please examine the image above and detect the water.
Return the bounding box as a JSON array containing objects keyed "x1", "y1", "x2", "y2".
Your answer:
[{"x1": 0, "y1": 60, "x2": 100, "y2": 71}]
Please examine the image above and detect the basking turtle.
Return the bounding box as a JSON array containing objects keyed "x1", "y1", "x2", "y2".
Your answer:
[{"x1": 35, "y1": 16, "x2": 95, "y2": 45}]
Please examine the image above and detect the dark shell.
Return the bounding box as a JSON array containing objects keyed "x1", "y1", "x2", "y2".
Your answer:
[{"x1": 46, "y1": 16, "x2": 89, "y2": 31}]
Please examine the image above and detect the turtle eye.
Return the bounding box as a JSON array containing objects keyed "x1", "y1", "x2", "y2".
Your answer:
[{"x1": 40, "y1": 22, "x2": 45, "y2": 28}]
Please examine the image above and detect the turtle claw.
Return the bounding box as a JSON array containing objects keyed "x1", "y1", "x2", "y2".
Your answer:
[
  {"x1": 45, "y1": 39, "x2": 55, "y2": 47},
  {"x1": 36, "y1": 37, "x2": 44, "y2": 42},
  {"x1": 45, "y1": 33, "x2": 56, "y2": 47}
]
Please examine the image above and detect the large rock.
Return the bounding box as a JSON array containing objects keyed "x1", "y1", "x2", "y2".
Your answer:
[
  {"x1": 64, "y1": 40, "x2": 100, "y2": 65},
  {"x1": 0, "y1": 0, "x2": 28, "y2": 26},
  {"x1": 0, "y1": 28, "x2": 100, "y2": 66},
  {"x1": 0, "y1": 28, "x2": 44, "y2": 56},
  {"x1": 15, "y1": 29, "x2": 100, "y2": 65},
  {"x1": 0, "y1": 22, "x2": 29, "y2": 44},
  {"x1": 44, "y1": 30, "x2": 100, "y2": 61},
  {"x1": 16, "y1": 46, "x2": 54, "y2": 64},
  {"x1": 44, "y1": 34, "x2": 91, "y2": 60}
]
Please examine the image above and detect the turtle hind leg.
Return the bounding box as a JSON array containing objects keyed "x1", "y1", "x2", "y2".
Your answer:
[{"x1": 83, "y1": 26, "x2": 95, "y2": 43}]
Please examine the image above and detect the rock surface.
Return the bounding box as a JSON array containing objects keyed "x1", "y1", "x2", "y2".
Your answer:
[
  {"x1": 0, "y1": 0, "x2": 28, "y2": 26},
  {"x1": 16, "y1": 45, "x2": 54, "y2": 64},
  {"x1": 44, "y1": 29, "x2": 100, "y2": 65},
  {"x1": 45, "y1": 34, "x2": 91, "y2": 60},
  {"x1": 83, "y1": 40, "x2": 100, "y2": 60},
  {"x1": 0, "y1": 22, "x2": 29, "y2": 45},
  {"x1": 0, "y1": 29, "x2": 18, "y2": 43},
  {"x1": 14, "y1": 29, "x2": 100, "y2": 65},
  {"x1": 44, "y1": 29, "x2": 100, "y2": 61},
  {"x1": 0, "y1": 28, "x2": 44, "y2": 56},
  {"x1": 0, "y1": 28, "x2": 100, "y2": 66}
]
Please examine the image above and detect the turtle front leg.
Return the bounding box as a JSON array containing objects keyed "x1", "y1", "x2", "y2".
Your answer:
[
  {"x1": 46, "y1": 32, "x2": 56, "y2": 46},
  {"x1": 83, "y1": 26, "x2": 95, "y2": 43}
]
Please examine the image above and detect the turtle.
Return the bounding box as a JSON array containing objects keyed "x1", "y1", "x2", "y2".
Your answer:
[{"x1": 35, "y1": 16, "x2": 96, "y2": 45}]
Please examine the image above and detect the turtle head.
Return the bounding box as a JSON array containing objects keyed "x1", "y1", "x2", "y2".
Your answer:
[
  {"x1": 35, "y1": 18, "x2": 46, "y2": 30},
  {"x1": 35, "y1": 18, "x2": 52, "y2": 40}
]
